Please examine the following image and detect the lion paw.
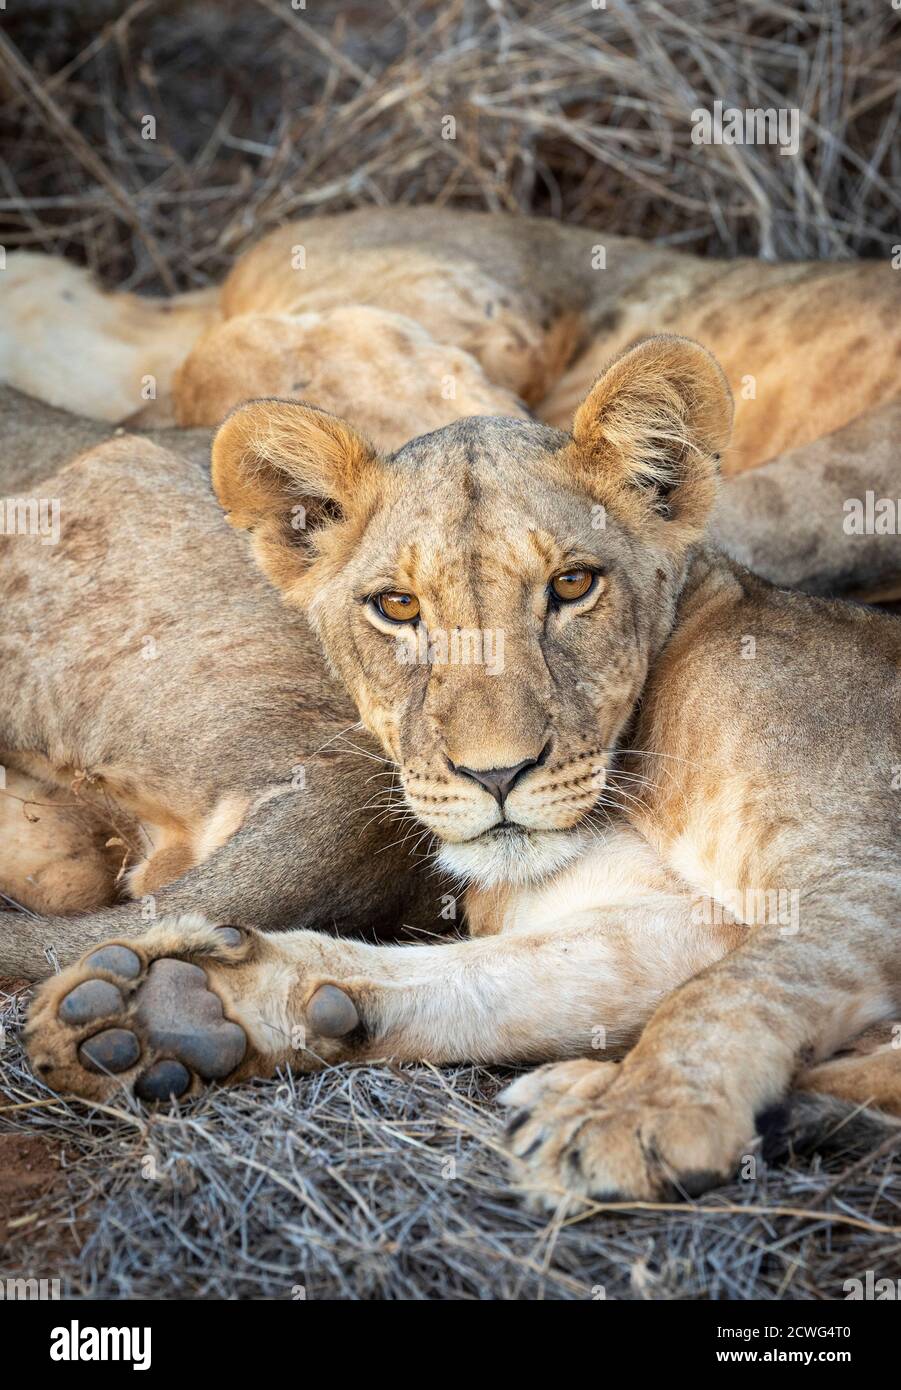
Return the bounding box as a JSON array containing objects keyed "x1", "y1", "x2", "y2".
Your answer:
[
  {"x1": 25, "y1": 915, "x2": 259, "y2": 1103},
  {"x1": 500, "y1": 1059, "x2": 751, "y2": 1209}
]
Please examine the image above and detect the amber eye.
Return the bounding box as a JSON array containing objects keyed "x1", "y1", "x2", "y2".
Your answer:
[
  {"x1": 375, "y1": 591, "x2": 421, "y2": 623},
  {"x1": 550, "y1": 570, "x2": 595, "y2": 603}
]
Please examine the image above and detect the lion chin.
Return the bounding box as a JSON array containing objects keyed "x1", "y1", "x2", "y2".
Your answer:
[{"x1": 437, "y1": 824, "x2": 594, "y2": 890}]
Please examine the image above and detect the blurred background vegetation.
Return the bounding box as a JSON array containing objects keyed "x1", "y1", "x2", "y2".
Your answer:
[{"x1": 1, "y1": 0, "x2": 899, "y2": 293}]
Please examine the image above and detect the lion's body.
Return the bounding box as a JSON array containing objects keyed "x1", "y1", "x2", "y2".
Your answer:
[
  {"x1": 4, "y1": 209, "x2": 901, "y2": 470},
  {"x1": 0, "y1": 399, "x2": 446, "y2": 977},
  {"x1": 3, "y1": 210, "x2": 901, "y2": 1193}
]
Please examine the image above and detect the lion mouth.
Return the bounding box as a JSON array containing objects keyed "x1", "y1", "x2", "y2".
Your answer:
[
  {"x1": 473, "y1": 820, "x2": 543, "y2": 845},
  {"x1": 483, "y1": 820, "x2": 581, "y2": 841},
  {"x1": 452, "y1": 819, "x2": 528, "y2": 846},
  {"x1": 467, "y1": 821, "x2": 580, "y2": 847},
  {"x1": 438, "y1": 822, "x2": 593, "y2": 889}
]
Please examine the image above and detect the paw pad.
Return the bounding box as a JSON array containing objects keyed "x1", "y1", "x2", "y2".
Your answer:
[
  {"x1": 84, "y1": 945, "x2": 142, "y2": 978},
  {"x1": 79, "y1": 1028, "x2": 141, "y2": 1074},
  {"x1": 34, "y1": 940, "x2": 250, "y2": 1102},
  {"x1": 58, "y1": 979, "x2": 123, "y2": 1024},
  {"x1": 135, "y1": 1059, "x2": 191, "y2": 1101},
  {"x1": 134, "y1": 958, "x2": 246, "y2": 1078},
  {"x1": 307, "y1": 984, "x2": 359, "y2": 1038}
]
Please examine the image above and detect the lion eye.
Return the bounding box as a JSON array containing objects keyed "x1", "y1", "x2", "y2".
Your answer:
[
  {"x1": 375, "y1": 591, "x2": 420, "y2": 623},
  {"x1": 550, "y1": 570, "x2": 595, "y2": 603}
]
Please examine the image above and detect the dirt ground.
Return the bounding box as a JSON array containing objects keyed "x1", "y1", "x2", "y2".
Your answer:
[
  {"x1": 0, "y1": 1134, "x2": 60, "y2": 1244},
  {"x1": 0, "y1": 980, "x2": 66, "y2": 1258}
]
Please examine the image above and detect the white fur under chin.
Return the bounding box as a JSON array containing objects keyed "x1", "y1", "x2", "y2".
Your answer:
[{"x1": 438, "y1": 826, "x2": 594, "y2": 890}]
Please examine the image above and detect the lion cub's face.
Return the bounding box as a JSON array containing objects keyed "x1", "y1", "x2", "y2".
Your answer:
[
  {"x1": 213, "y1": 336, "x2": 732, "y2": 887},
  {"x1": 305, "y1": 417, "x2": 677, "y2": 887}
]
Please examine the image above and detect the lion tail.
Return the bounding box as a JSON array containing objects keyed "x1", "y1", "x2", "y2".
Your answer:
[{"x1": 0, "y1": 251, "x2": 220, "y2": 426}]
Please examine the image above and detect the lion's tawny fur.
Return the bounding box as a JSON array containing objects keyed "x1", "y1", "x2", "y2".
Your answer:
[{"x1": 2, "y1": 211, "x2": 900, "y2": 1203}]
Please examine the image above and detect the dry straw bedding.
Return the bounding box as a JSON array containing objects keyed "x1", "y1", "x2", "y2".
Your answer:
[
  {"x1": 1, "y1": 0, "x2": 900, "y2": 284},
  {"x1": 3, "y1": 982, "x2": 901, "y2": 1301}
]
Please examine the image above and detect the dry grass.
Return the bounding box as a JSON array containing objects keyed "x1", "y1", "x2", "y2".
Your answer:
[
  {"x1": 1, "y1": 0, "x2": 900, "y2": 294},
  {"x1": 3, "y1": 984, "x2": 901, "y2": 1301},
  {"x1": 2, "y1": 0, "x2": 900, "y2": 1300}
]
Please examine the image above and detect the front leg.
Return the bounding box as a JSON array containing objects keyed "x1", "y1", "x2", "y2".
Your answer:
[
  {"x1": 26, "y1": 898, "x2": 737, "y2": 1102},
  {"x1": 502, "y1": 882, "x2": 900, "y2": 1207}
]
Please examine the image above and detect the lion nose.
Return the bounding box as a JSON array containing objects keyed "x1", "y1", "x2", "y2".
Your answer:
[{"x1": 453, "y1": 756, "x2": 541, "y2": 807}]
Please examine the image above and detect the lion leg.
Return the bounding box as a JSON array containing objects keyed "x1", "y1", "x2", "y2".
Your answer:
[
  {"x1": 0, "y1": 787, "x2": 435, "y2": 981},
  {"x1": 500, "y1": 882, "x2": 901, "y2": 1209},
  {"x1": 24, "y1": 898, "x2": 741, "y2": 1103},
  {"x1": 798, "y1": 1023, "x2": 901, "y2": 1116}
]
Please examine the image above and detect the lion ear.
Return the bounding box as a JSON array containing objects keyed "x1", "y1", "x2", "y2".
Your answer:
[
  {"x1": 211, "y1": 398, "x2": 380, "y2": 593},
  {"x1": 570, "y1": 335, "x2": 733, "y2": 537}
]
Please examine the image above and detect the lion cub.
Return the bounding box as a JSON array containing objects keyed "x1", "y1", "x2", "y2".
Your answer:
[{"x1": 27, "y1": 335, "x2": 901, "y2": 1207}]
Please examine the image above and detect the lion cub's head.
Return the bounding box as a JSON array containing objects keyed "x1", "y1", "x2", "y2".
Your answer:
[{"x1": 212, "y1": 336, "x2": 732, "y2": 887}]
